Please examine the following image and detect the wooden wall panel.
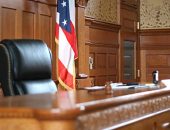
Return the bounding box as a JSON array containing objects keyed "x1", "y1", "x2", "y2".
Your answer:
[
  {"x1": 88, "y1": 46, "x2": 118, "y2": 85},
  {"x1": 147, "y1": 55, "x2": 168, "y2": 67},
  {"x1": 96, "y1": 53, "x2": 107, "y2": 68},
  {"x1": 48, "y1": 5, "x2": 57, "y2": 80},
  {"x1": 140, "y1": 29, "x2": 170, "y2": 83},
  {"x1": 21, "y1": 0, "x2": 36, "y2": 39},
  {"x1": 22, "y1": 12, "x2": 35, "y2": 38},
  {"x1": 0, "y1": 0, "x2": 38, "y2": 39},
  {"x1": 38, "y1": 15, "x2": 52, "y2": 48},
  {"x1": 76, "y1": 6, "x2": 87, "y2": 75},
  {"x1": 95, "y1": 76, "x2": 107, "y2": 86},
  {"x1": 89, "y1": 28, "x2": 118, "y2": 44},
  {"x1": 121, "y1": 5, "x2": 137, "y2": 33},
  {"x1": 141, "y1": 50, "x2": 170, "y2": 82},
  {"x1": 0, "y1": 0, "x2": 57, "y2": 80},
  {"x1": 85, "y1": 18, "x2": 120, "y2": 85},
  {"x1": 108, "y1": 54, "x2": 117, "y2": 75},
  {"x1": 119, "y1": 2, "x2": 139, "y2": 83},
  {"x1": 140, "y1": 30, "x2": 170, "y2": 49},
  {"x1": 37, "y1": 3, "x2": 53, "y2": 49},
  {"x1": 1, "y1": 8, "x2": 16, "y2": 39}
]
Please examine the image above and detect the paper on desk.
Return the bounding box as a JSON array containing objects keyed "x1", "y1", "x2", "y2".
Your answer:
[
  {"x1": 144, "y1": 83, "x2": 156, "y2": 88},
  {"x1": 83, "y1": 86, "x2": 105, "y2": 91},
  {"x1": 110, "y1": 83, "x2": 149, "y2": 89},
  {"x1": 160, "y1": 79, "x2": 170, "y2": 87},
  {"x1": 110, "y1": 83, "x2": 133, "y2": 89},
  {"x1": 111, "y1": 83, "x2": 127, "y2": 89}
]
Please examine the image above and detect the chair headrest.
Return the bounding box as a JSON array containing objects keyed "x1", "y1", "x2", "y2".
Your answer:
[{"x1": 0, "y1": 39, "x2": 52, "y2": 80}]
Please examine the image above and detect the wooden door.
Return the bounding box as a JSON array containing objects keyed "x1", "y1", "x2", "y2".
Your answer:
[{"x1": 119, "y1": 0, "x2": 140, "y2": 83}]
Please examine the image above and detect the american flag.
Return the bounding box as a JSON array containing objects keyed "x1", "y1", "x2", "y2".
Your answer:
[{"x1": 56, "y1": 0, "x2": 78, "y2": 90}]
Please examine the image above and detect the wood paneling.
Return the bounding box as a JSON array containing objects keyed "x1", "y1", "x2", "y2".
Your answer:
[
  {"x1": 76, "y1": 6, "x2": 87, "y2": 74},
  {"x1": 38, "y1": 14, "x2": 52, "y2": 48},
  {"x1": 76, "y1": 78, "x2": 94, "y2": 88},
  {"x1": 121, "y1": 0, "x2": 138, "y2": 8},
  {"x1": 119, "y1": 1, "x2": 139, "y2": 83},
  {"x1": 0, "y1": 119, "x2": 41, "y2": 130},
  {"x1": 141, "y1": 50, "x2": 170, "y2": 82},
  {"x1": 0, "y1": 87, "x2": 170, "y2": 130},
  {"x1": 140, "y1": 29, "x2": 170, "y2": 50},
  {"x1": 37, "y1": 2, "x2": 52, "y2": 47},
  {"x1": 140, "y1": 29, "x2": 170, "y2": 82},
  {"x1": 1, "y1": 8, "x2": 16, "y2": 39},
  {"x1": 116, "y1": 110, "x2": 170, "y2": 130},
  {"x1": 89, "y1": 27, "x2": 118, "y2": 45},
  {"x1": 0, "y1": 0, "x2": 57, "y2": 80},
  {"x1": 121, "y1": 9, "x2": 137, "y2": 33},
  {"x1": 22, "y1": 11, "x2": 35, "y2": 38},
  {"x1": 85, "y1": 18, "x2": 120, "y2": 85}
]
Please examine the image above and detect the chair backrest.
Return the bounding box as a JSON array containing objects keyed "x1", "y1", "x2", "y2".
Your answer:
[{"x1": 0, "y1": 39, "x2": 57, "y2": 96}]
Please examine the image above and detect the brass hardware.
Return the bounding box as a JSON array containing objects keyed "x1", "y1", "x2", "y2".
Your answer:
[
  {"x1": 89, "y1": 57, "x2": 93, "y2": 70},
  {"x1": 137, "y1": 22, "x2": 140, "y2": 30},
  {"x1": 137, "y1": 69, "x2": 140, "y2": 77}
]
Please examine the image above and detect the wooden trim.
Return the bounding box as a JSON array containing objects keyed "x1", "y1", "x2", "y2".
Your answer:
[
  {"x1": 76, "y1": 0, "x2": 89, "y2": 7},
  {"x1": 2, "y1": 87, "x2": 170, "y2": 130},
  {"x1": 140, "y1": 29, "x2": 170, "y2": 50},
  {"x1": 120, "y1": 1, "x2": 138, "y2": 10},
  {"x1": 36, "y1": 0, "x2": 57, "y2": 6},
  {"x1": 105, "y1": 108, "x2": 170, "y2": 130},
  {"x1": 85, "y1": 17, "x2": 121, "y2": 32},
  {"x1": 141, "y1": 45, "x2": 170, "y2": 50},
  {"x1": 34, "y1": 87, "x2": 170, "y2": 120},
  {"x1": 140, "y1": 29, "x2": 170, "y2": 36},
  {"x1": 0, "y1": 88, "x2": 166, "y2": 120},
  {"x1": 121, "y1": 0, "x2": 137, "y2": 8},
  {"x1": 85, "y1": 41, "x2": 119, "y2": 48}
]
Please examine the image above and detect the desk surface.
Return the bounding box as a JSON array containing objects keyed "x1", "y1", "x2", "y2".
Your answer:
[
  {"x1": 0, "y1": 85, "x2": 170, "y2": 130},
  {"x1": 0, "y1": 85, "x2": 167, "y2": 119}
]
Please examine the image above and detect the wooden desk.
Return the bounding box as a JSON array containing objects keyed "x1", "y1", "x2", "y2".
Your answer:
[
  {"x1": 0, "y1": 86, "x2": 170, "y2": 130},
  {"x1": 76, "y1": 77, "x2": 94, "y2": 88}
]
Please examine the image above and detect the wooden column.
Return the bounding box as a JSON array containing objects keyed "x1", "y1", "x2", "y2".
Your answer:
[{"x1": 75, "y1": 0, "x2": 89, "y2": 75}]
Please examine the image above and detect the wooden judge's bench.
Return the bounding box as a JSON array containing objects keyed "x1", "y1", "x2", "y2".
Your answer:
[{"x1": 0, "y1": 85, "x2": 170, "y2": 130}]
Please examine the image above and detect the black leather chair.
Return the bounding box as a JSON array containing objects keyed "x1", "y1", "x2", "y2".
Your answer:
[{"x1": 0, "y1": 39, "x2": 57, "y2": 96}]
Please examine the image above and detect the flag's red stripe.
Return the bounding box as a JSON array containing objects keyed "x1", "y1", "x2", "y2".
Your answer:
[
  {"x1": 55, "y1": 23, "x2": 59, "y2": 39},
  {"x1": 58, "y1": 59, "x2": 74, "y2": 89},
  {"x1": 62, "y1": 22, "x2": 78, "y2": 59}
]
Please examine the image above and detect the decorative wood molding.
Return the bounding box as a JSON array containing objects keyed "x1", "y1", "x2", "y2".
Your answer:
[
  {"x1": 76, "y1": 0, "x2": 89, "y2": 7},
  {"x1": 140, "y1": 29, "x2": 170, "y2": 36},
  {"x1": 36, "y1": 0, "x2": 57, "y2": 6},
  {"x1": 121, "y1": 0, "x2": 137, "y2": 9},
  {"x1": 140, "y1": 29, "x2": 170, "y2": 50},
  {"x1": 85, "y1": 41, "x2": 119, "y2": 48},
  {"x1": 0, "y1": 108, "x2": 33, "y2": 118},
  {"x1": 77, "y1": 95, "x2": 170, "y2": 130},
  {"x1": 85, "y1": 17, "x2": 121, "y2": 32},
  {"x1": 140, "y1": 46, "x2": 170, "y2": 50}
]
